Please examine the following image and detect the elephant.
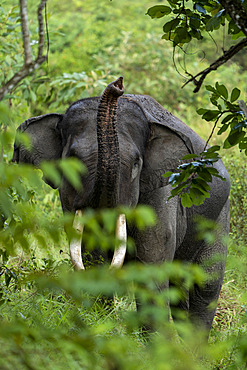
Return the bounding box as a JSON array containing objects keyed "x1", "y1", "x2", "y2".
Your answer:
[{"x1": 12, "y1": 77, "x2": 230, "y2": 334}]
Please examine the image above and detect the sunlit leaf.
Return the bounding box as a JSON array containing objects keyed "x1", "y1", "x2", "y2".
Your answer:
[
  {"x1": 182, "y1": 153, "x2": 199, "y2": 160},
  {"x1": 215, "y1": 82, "x2": 228, "y2": 100},
  {"x1": 40, "y1": 162, "x2": 61, "y2": 188},
  {"x1": 202, "y1": 110, "x2": 220, "y2": 121},
  {"x1": 230, "y1": 87, "x2": 240, "y2": 102},
  {"x1": 163, "y1": 18, "x2": 180, "y2": 33},
  {"x1": 181, "y1": 192, "x2": 193, "y2": 208},
  {"x1": 147, "y1": 5, "x2": 172, "y2": 19},
  {"x1": 59, "y1": 158, "x2": 86, "y2": 191},
  {"x1": 163, "y1": 171, "x2": 173, "y2": 178}
]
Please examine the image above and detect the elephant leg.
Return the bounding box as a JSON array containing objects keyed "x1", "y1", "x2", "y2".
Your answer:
[{"x1": 187, "y1": 200, "x2": 230, "y2": 334}]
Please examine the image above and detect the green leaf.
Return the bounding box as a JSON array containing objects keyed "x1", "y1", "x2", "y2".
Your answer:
[
  {"x1": 221, "y1": 114, "x2": 235, "y2": 125},
  {"x1": 224, "y1": 130, "x2": 246, "y2": 147},
  {"x1": 202, "y1": 110, "x2": 220, "y2": 121},
  {"x1": 217, "y1": 124, "x2": 228, "y2": 135},
  {"x1": 192, "y1": 178, "x2": 211, "y2": 193},
  {"x1": 133, "y1": 206, "x2": 156, "y2": 229},
  {"x1": 206, "y1": 167, "x2": 226, "y2": 180},
  {"x1": 205, "y1": 85, "x2": 217, "y2": 93},
  {"x1": 15, "y1": 131, "x2": 31, "y2": 151},
  {"x1": 163, "y1": 171, "x2": 173, "y2": 178},
  {"x1": 163, "y1": 18, "x2": 180, "y2": 33},
  {"x1": 30, "y1": 90, "x2": 37, "y2": 102},
  {"x1": 239, "y1": 141, "x2": 247, "y2": 150},
  {"x1": 204, "y1": 145, "x2": 220, "y2": 153},
  {"x1": 147, "y1": 5, "x2": 172, "y2": 19},
  {"x1": 228, "y1": 19, "x2": 241, "y2": 36},
  {"x1": 230, "y1": 88, "x2": 240, "y2": 102},
  {"x1": 181, "y1": 153, "x2": 199, "y2": 160},
  {"x1": 198, "y1": 169, "x2": 213, "y2": 182},
  {"x1": 181, "y1": 193, "x2": 193, "y2": 208},
  {"x1": 40, "y1": 162, "x2": 61, "y2": 188},
  {"x1": 173, "y1": 27, "x2": 192, "y2": 45},
  {"x1": 171, "y1": 181, "x2": 190, "y2": 195},
  {"x1": 59, "y1": 158, "x2": 85, "y2": 191},
  {"x1": 197, "y1": 108, "x2": 208, "y2": 115},
  {"x1": 189, "y1": 187, "x2": 206, "y2": 206},
  {"x1": 191, "y1": 181, "x2": 210, "y2": 197},
  {"x1": 189, "y1": 15, "x2": 201, "y2": 30},
  {"x1": 232, "y1": 31, "x2": 245, "y2": 40},
  {"x1": 216, "y1": 82, "x2": 228, "y2": 100}
]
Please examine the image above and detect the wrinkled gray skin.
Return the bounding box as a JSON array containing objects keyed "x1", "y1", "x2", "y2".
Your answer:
[{"x1": 13, "y1": 90, "x2": 230, "y2": 334}]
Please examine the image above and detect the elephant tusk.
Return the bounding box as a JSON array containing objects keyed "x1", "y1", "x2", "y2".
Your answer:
[
  {"x1": 110, "y1": 214, "x2": 127, "y2": 269},
  {"x1": 70, "y1": 210, "x2": 85, "y2": 270}
]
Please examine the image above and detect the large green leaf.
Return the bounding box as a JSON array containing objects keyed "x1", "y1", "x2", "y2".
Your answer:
[
  {"x1": 230, "y1": 88, "x2": 240, "y2": 102},
  {"x1": 147, "y1": 5, "x2": 172, "y2": 19},
  {"x1": 216, "y1": 82, "x2": 228, "y2": 100},
  {"x1": 181, "y1": 193, "x2": 193, "y2": 208},
  {"x1": 163, "y1": 18, "x2": 180, "y2": 32},
  {"x1": 202, "y1": 110, "x2": 220, "y2": 121}
]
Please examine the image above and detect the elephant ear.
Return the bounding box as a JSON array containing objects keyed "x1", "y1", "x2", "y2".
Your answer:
[
  {"x1": 13, "y1": 114, "x2": 63, "y2": 165},
  {"x1": 124, "y1": 94, "x2": 206, "y2": 194},
  {"x1": 12, "y1": 114, "x2": 63, "y2": 188}
]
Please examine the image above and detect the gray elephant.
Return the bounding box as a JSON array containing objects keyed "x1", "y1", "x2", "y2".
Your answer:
[{"x1": 13, "y1": 77, "x2": 230, "y2": 334}]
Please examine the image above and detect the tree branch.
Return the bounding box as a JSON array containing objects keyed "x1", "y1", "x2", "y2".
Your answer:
[
  {"x1": 182, "y1": 37, "x2": 247, "y2": 92},
  {"x1": 0, "y1": 0, "x2": 48, "y2": 101},
  {"x1": 37, "y1": 0, "x2": 47, "y2": 60},
  {"x1": 19, "y1": 0, "x2": 32, "y2": 65}
]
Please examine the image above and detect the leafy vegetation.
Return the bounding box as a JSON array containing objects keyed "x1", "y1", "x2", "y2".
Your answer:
[
  {"x1": 0, "y1": 0, "x2": 247, "y2": 368},
  {"x1": 147, "y1": 0, "x2": 247, "y2": 206}
]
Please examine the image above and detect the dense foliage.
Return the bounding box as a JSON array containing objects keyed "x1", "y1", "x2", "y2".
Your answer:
[
  {"x1": 147, "y1": 0, "x2": 247, "y2": 206},
  {"x1": 0, "y1": 0, "x2": 246, "y2": 369}
]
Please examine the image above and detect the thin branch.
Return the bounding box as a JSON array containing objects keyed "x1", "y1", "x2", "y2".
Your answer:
[
  {"x1": 0, "y1": 0, "x2": 48, "y2": 101},
  {"x1": 182, "y1": 37, "x2": 247, "y2": 93},
  {"x1": 19, "y1": 0, "x2": 32, "y2": 65}
]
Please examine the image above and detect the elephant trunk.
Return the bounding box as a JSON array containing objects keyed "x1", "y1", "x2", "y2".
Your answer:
[{"x1": 91, "y1": 76, "x2": 124, "y2": 208}]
